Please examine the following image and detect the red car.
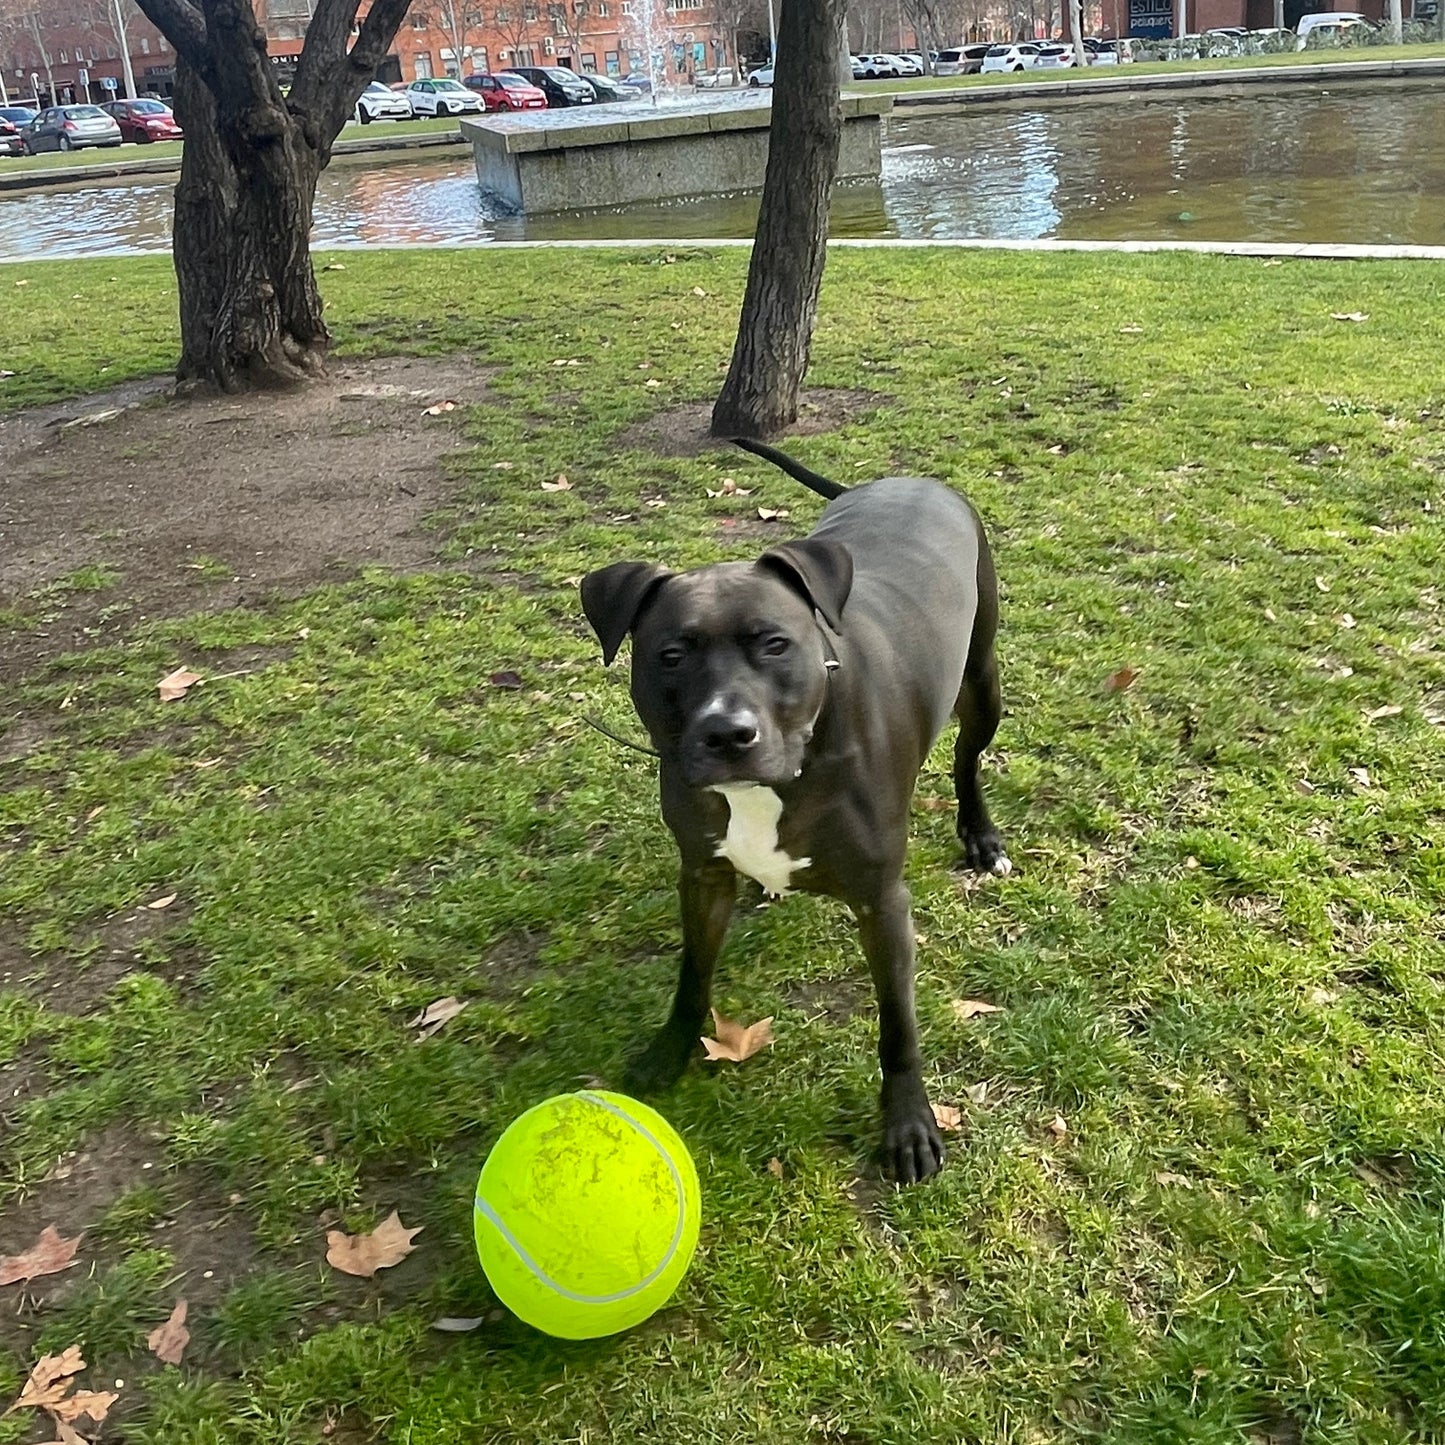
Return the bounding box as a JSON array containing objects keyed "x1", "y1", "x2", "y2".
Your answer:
[
  {"x1": 464, "y1": 71, "x2": 549, "y2": 111},
  {"x1": 100, "y1": 97, "x2": 183, "y2": 143}
]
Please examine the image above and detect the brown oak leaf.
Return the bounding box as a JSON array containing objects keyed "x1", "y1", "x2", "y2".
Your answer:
[
  {"x1": 157, "y1": 667, "x2": 203, "y2": 702},
  {"x1": 0, "y1": 1226, "x2": 82, "y2": 1287},
  {"x1": 931, "y1": 1103, "x2": 963, "y2": 1133},
  {"x1": 11, "y1": 1346, "x2": 84, "y2": 1411},
  {"x1": 147, "y1": 1299, "x2": 190, "y2": 1366},
  {"x1": 50, "y1": 1389, "x2": 118, "y2": 1426},
  {"x1": 408, "y1": 996, "x2": 467, "y2": 1042},
  {"x1": 701, "y1": 1010, "x2": 774, "y2": 1063},
  {"x1": 325, "y1": 1210, "x2": 422, "y2": 1279},
  {"x1": 1104, "y1": 665, "x2": 1140, "y2": 693},
  {"x1": 951, "y1": 999, "x2": 1003, "y2": 1021}
]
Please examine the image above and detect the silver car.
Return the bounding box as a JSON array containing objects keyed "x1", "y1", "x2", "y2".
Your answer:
[{"x1": 23, "y1": 104, "x2": 123, "y2": 154}]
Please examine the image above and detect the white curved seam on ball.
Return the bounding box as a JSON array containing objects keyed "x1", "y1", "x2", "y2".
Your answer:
[{"x1": 475, "y1": 1092, "x2": 688, "y2": 1306}]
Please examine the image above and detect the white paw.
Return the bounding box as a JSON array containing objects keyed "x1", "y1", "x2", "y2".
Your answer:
[{"x1": 991, "y1": 854, "x2": 1014, "y2": 878}]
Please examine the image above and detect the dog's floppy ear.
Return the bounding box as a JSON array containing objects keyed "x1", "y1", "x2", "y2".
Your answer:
[
  {"x1": 757, "y1": 539, "x2": 853, "y2": 632},
  {"x1": 580, "y1": 562, "x2": 673, "y2": 665}
]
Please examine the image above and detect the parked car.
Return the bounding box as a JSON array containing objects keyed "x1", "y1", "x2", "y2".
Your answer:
[
  {"x1": 1296, "y1": 11, "x2": 1370, "y2": 45},
  {"x1": 100, "y1": 97, "x2": 183, "y2": 142},
  {"x1": 22, "y1": 104, "x2": 123, "y2": 153},
  {"x1": 0, "y1": 115, "x2": 24, "y2": 157},
  {"x1": 854, "y1": 53, "x2": 901, "y2": 78},
  {"x1": 980, "y1": 42, "x2": 1042, "y2": 72},
  {"x1": 1033, "y1": 42, "x2": 1079, "y2": 67},
  {"x1": 506, "y1": 65, "x2": 597, "y2": 106},
  {"x1": 577, "y1": 70, "x2": 641, "y2": 102},
  {"x1": 465, "y1": 70, "x2": 549, "y2": 109},
  {"x1": 935, "y1": 44, "x2": 992, "y2": 75},
  {"x1": 405, "y1": 78, "x2": 485, "y2": 116},
  {"x1": 619, "y1": 72, "x2": 654, "y2": 92},
  {"x1": 879, "y1": 51, "x2": 924, "y2": 76},
  {"x1": 692, "y1": 66, "x2": 736, "y2": 87},
  {"x1": 1102, "y1": 36, "x2": 1144, "y2": 61},
  {"x1": 748, "y1": 61, "x2": 775, "y2": 86},
  {"x1": 355, "y1": 80, "x2": 414, "y2": 123}
]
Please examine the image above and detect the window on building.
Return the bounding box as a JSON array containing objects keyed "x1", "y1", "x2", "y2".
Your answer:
[
  {"x1": 466, "y1": 8, "x2": 483, "y2": 22},
  {"x1": 582, "y1": 51, "x2": 597, "y2": 68},
  {"x1": 59, "y1": 50, "x2": 68, "y2": 64},
  {"x1": 412, "y1": 11, "x2": 429, "y2": 28},
  {"x1": 473, "y1": 47, "x2": 488, "y2": 70},
  {"x1": 573, "y1": 0, "x2": 587, "y2": 13},
  {"x1": 140, "y1": 37, "x2": 151, "y2": 53},
  {"x1": 596, "y1": 1, "x2": 609, "y2": 13},
  {"x1": 621, "y1": 1, "x2": 634, "y2": 12},
  {"x1": 515, "y1": 45, "x2": 535, "y2": 63},
  {"x1": 524, "y1": 4, "x2": 539, "y2": 20},
  {"x1": 158, "y1": 37, "x2": 168, "y2": 51},
  {"x1": 105, "y1": 45, "x2": 116, "y2": 58},
  {"x1": 543, "y1": 34, "x2": 555, "y2": 52},
  {"x1": 604, "y1": 48, "x2": 620, "y2": 72},
  {"x1": 553, "y1": 15, "x2": 567, "y2": 32},
  {"x1": 414, "y1": 52, "x2": 433, "y2": 77}
]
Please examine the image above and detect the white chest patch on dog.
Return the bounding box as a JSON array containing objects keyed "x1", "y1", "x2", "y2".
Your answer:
[{"x1": 710, "y1": 784, "x2": 810, "y2": 897}]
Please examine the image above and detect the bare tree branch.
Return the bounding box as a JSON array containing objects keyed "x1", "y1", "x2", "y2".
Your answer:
[{"x1": 288, "y1": 0, "x2": 361, "y2": 112}]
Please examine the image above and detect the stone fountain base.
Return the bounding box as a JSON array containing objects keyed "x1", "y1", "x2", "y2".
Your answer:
[{"x1": 460, "y1": 93, "x2": 890, "y2": 214}]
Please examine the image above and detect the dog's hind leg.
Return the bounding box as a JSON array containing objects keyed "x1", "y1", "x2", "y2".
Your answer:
[{"x1": 952, "y1": 532, "x2": 1011, "y2": 876}]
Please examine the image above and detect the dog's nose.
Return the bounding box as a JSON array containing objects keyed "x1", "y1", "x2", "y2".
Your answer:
[{"x1": 702, "y1": 712, "x2": 760, "y2": 757}]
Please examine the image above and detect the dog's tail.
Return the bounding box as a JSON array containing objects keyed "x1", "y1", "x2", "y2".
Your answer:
[{"x1": 731, "y1": 438, "x2": 847, "y2": 501}]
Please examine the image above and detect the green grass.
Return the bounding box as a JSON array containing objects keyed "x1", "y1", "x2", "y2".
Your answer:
[
  {"x1": 858, "y1": 39, "x2": 1445, "y2": 93},
  {"x1": 2, "y1": 247, "x2": 1445, "y2": 1442},
  {"x1": 0, "y1": 116, "x2": 460, "y2": 178}
]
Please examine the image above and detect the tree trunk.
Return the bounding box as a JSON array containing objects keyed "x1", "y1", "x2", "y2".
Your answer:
[
  {"x1": 710, "y1": 0, "x2": 846, "y2": 438},
  {"x1": 170, "y1": 58, "x2": 327, "y2": 391}
]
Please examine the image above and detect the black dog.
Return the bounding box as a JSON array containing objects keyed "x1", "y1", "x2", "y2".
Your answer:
[{"x1": 581, "y1": 440, "x2": 1008, "y2": 1184}]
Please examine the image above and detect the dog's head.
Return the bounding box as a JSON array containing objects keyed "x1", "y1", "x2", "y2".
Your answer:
[{"x1": 580, "y1": 539, "x2": 852, "y2": 789}]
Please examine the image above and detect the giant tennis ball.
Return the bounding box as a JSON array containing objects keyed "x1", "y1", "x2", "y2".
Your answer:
[{"x1": 474, "y1": 1090, "x2": 700, "y2": 1339}]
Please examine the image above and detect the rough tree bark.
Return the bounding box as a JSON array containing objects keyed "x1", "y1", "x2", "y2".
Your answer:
[
  {"x1": 132, "y1": 0, "x2": 413, "y2": 392},
  {"x1": 709, "y1": 0, "x2": 848, "y2": 438}
]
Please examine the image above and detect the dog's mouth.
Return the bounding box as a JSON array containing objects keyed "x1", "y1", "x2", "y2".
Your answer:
[{"x1": 677, "y1": 730, "x2": 807, "y2": 791}]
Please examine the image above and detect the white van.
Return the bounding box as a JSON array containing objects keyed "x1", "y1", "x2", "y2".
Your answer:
[{"x1": 1295, "y1": 11, "x2": 1369, "y2": 47}]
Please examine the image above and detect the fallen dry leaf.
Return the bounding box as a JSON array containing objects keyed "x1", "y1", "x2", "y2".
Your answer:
[
  {"x1": 50, "y1": 1389, "x2": 118, "y2": 1426},
  {"x1": 756, "y1": 507, "x2": 790, "y2": 522},
  {"x1": 1339, "y1": 612, "x2": 1357, "y2": 629},
  {"x1": 147, "y1": 1299, "x2": 190, "y2": 1366},
  {"x1": 491, "y1": 460, "x2": 515, "y2": 470},
  {"x1": 931, "y1": 1103, "x2": 963, "y2": 1133},
  {"x1": 489, "y1": 671, "x2": 524, "y2": 690},
  {"x1": 11, "y1": 1346, "x2": 84, "y2": 1411},
  {"x1": 325, "y1": 1210, "x2": 422, "y2": 1279},
  {"x1": 691, "y1": 285, "x2": 708, "y2": 297},
  {"x1": 1105, "y1": 665, "x2": 1140, "y2": 693},
  {"x1": 1349, "y1": 766, "x2": 1371, "y2": 788},
  {"x1": 421, "y1": 399, "x2": 458, "y2": 416},
  {"x1": 1306, "y1": 986, "x2": 1339, "y2": 1007},
  {"x1": 1365, "y1": 704, "x2": 1403, "y2": 723},
  {"x1": 1118, "y1": 323, "x2": 1143, "y2": 333},
  {"x1": 951, "y1": 999, "x2": 1003, "y2": 1021},
  {"x1": 963, "y1": 1081, "x2": 989, "y2": 1106},
  {"x1": 701, "y1": 1010, "x2": 774, "y2": 1063},
  {"x1": 1331, "y1": 311, "x2": 1369, "y2": 323},
  {"x1": 409, "y1": 996, "x2": 467, "y2": 1041},
  {"x1": 1294, "y1": 778, "x2": 1316, "y2": 796},
  {"x1": 1155, "y1": 1171, "x2": 1193, "y2": 1188},
  {"x1": 322, "y1": 261, "x2": 347, "y2": 271},
  {"x1": 1047, "y1": 1114, "x2": 1068, "y2": 1139},
  {"x1": 766, "y1": 1157, "x2": 785, "y2": 1179},
  {"x1": 40, "y1": 1422, "x2": 88, "y2": 1445},
  {"x1": 1315, "y1": 574, "x2": 1332, "y2": 593},
  {"x1": 916, "y1": 795, "x2": 955, "y2": 812},
  {"x1": 145, "y1": 893, "x2": 177, "y2": 911},
  {"x1": 0, "y1": 1226, "x2": 82, "y2": 1287},
  {"x1": 550, "y1": 357, "x2": 581, "y2": 367},
  {"x1": 430, "y1": 1316, "x2": 483, "y2": 1332},
  {"x1": 541, "y1": 474, "x2": 572, "y2": 492},
  {"x1": 705, "y1": 479, "x2": 752, "y2": 498},
  {"x1": 157, "y1": 667, "x2": 203, "y2": 702}
]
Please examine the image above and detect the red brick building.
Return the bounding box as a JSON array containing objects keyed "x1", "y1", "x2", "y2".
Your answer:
[{"x1": 1097, "y1": 0, "x2": 1424, "y2": 37}]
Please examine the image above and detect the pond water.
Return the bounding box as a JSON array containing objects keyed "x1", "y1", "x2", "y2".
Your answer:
[{"x1": 2, "y1": 80, "x2": 1443, "y2": 260}]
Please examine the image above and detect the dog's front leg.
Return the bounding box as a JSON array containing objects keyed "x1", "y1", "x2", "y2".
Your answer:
[
  {"x1": 856, "y1": 882, "x2": 944, "y2": 1185},
  {"x1": 623, "y1": 860, "x2": 737, "y2": 1095}
]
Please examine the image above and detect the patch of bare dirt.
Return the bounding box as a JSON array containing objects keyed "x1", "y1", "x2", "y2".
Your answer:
[
  {"x1": 618, "y1": 386, "x2": 885, "y2": 459},
  {"x1": 0, "y1": 356, "x2": 497, "y2": 685}
]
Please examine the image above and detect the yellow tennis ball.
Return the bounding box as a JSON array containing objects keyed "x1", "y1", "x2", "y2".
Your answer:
[{"x1": 474, "y1": 1090, "x2": 701, "y2": 1339}]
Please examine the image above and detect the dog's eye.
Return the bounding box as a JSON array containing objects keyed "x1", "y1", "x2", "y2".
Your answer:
[
  {"x1": 761, "y1": 637, "x2": 791, "y2": 657},
  {"x1": 659, "y1": 647, "x2": 685, "y2": 668}
]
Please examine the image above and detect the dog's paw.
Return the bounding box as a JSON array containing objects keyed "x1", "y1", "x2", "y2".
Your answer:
[
  {"x1": 622, "y1": 1023, "x2": 697, "y2": 1096},
  {"x1": 958, "y1": 826, "x2": 1011, "y2": 878},
  {"x1": 881, "y1": 1081, "x2": 945, "y2": 1186}
]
